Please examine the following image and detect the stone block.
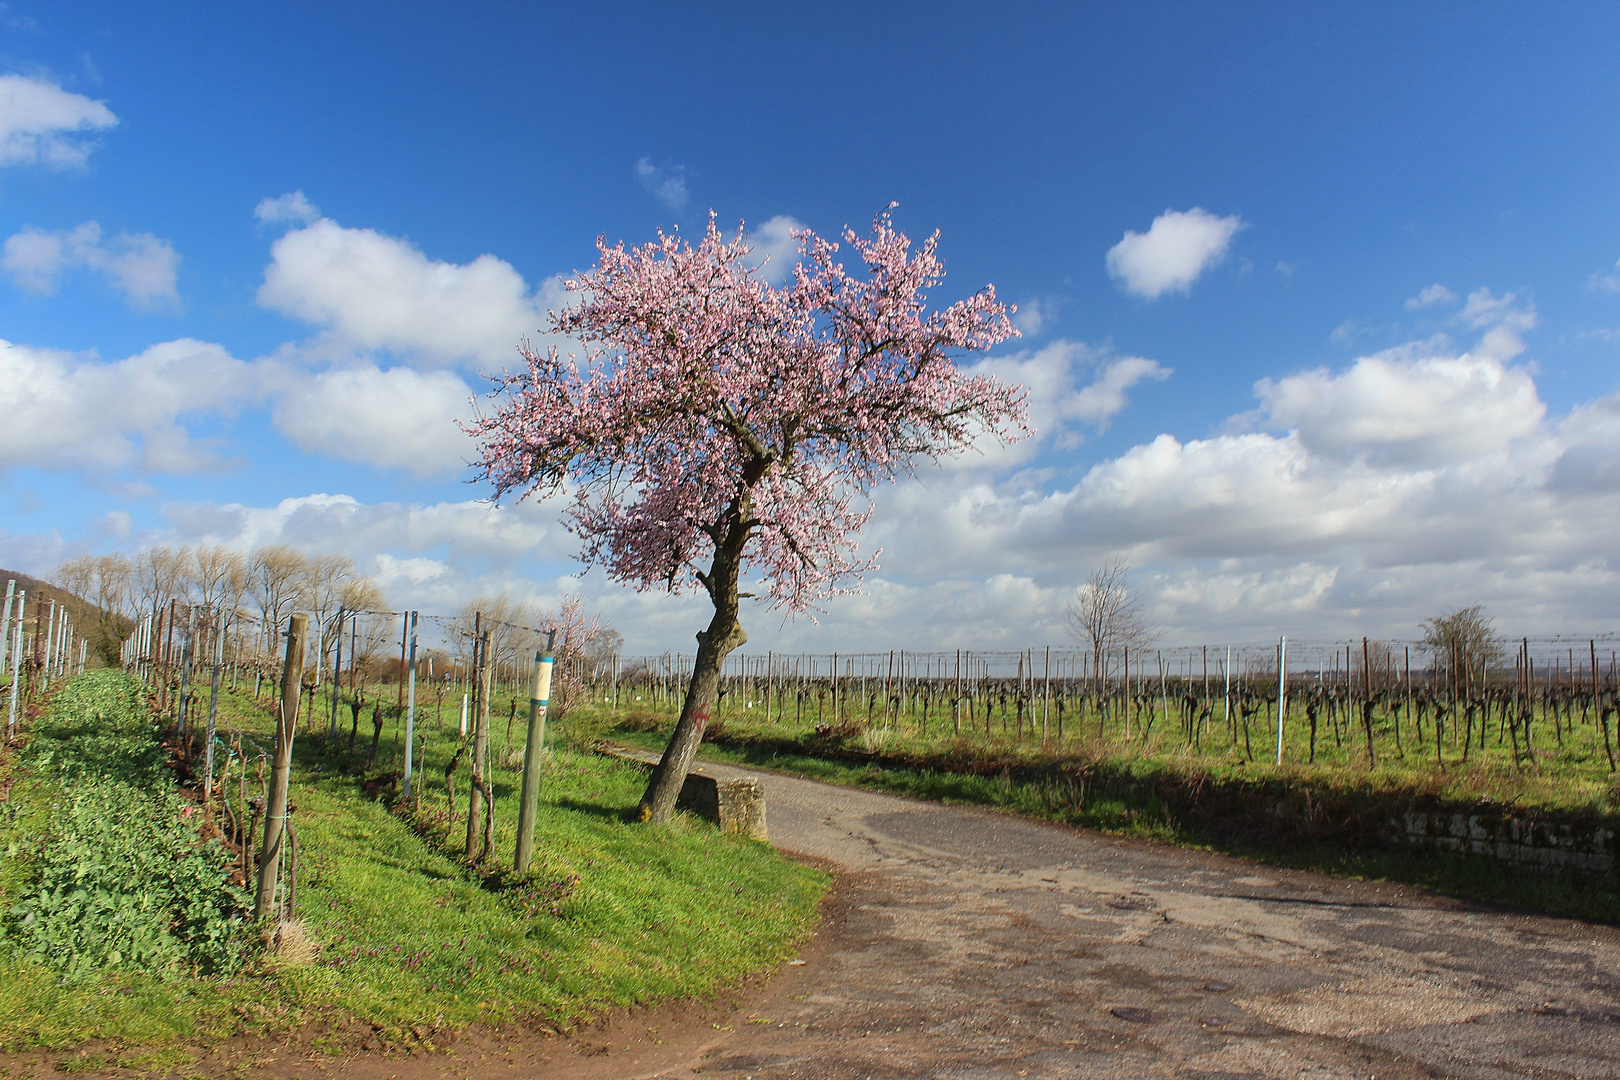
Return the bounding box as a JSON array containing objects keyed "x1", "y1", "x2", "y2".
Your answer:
[{"x1": 675, "y1": 771, "x2": 768, "y2": 841}]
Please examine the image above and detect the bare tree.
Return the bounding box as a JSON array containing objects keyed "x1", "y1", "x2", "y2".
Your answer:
[
  {"x1": 249, "y1": 546, "x2": 309, "y2": 653},
  {"x1": 1421, "y1": 604, "x2": 1504, "y2": 688},
  {"x1": 55, "y1": 554, "x2": 136, "y2": 664},
  {"x1": 533, "y1": 593, "x2": 615, "y2": 717},
  {"x1": 300, "y1": 554, "x2": 360, "y2": 684},
  {"x1": 1064, "y1": 557, "x2": 1157, "y2": 688},
  {"x1": 189, "y1": 546, "x2": 245, "y2": 613},
  {"x1": 94, "y1": 554, "x2": 135, "y2": 620},
  {"x1": 452, "y1": 595, "x2": 535, "y2": 681},
  {"x1": 134, "y1": 547, "x2": 187, "y2": 621},
  {"x1": 55, "y1": 556, "x2": 96, "y2": 603}
]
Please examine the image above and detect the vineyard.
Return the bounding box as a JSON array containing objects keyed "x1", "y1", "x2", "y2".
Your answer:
[
  {"x1": 588, "y1": 638, "x2": 1620, "y2": 803},
  {"x1": 3, "y1": 553, "x2": 1619, "y2": 1050},
  {"x1": 0, "y1": 577, "x2": 825, "y2": 1056}
]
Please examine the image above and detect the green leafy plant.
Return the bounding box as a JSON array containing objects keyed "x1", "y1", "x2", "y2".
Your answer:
[{"x1": 2, "y1": 672, "x2": 249, "y2": 980}]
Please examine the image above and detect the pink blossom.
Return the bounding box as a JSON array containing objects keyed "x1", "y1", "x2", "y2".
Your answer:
[{"x1": 469, "y1": 207, "x2": 1029, "y2": 615}]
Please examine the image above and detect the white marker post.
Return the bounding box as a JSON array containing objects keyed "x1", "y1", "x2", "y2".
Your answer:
[
  {"x1": 1275, "y1": 635, "x2": 1287, "y2": 765},
  {"x1": 6, "y1": 592, "x2": 22, "y2": 740},
  {"x1": 513, "y1": 633, "x2": 556, "y2": 874},
  {"x1": 402, "y1": 611, "x2": 419, "y2": 800}
]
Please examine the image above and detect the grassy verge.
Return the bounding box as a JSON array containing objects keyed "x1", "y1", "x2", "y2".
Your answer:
[
  {"x1": 597, "y1": 708, "x2": 1620, "y2": 924},
  {"x1": 0, "y1": 673, "x2": 828, "y2": 1055}
]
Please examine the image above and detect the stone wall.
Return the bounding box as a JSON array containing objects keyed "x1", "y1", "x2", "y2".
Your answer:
[{"x1": 1394, "y1": 809, "x2": 1615, "y2": 876}]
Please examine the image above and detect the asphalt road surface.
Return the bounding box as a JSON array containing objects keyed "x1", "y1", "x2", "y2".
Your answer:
[{"x1": 628, "y1": 754, "x2": 1620, "y2": 1080}]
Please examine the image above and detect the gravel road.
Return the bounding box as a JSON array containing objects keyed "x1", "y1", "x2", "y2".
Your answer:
[{"x1": 631, "y1": 754, "x2": 1620, "y2": 1080}]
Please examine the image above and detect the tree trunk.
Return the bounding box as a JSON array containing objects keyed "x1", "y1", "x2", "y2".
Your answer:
[{"x1": 639, "y1": 522, "x2": 750, "y2": 824}]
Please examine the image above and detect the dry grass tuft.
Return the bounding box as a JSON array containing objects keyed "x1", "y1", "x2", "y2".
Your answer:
[{"x1": 263, "y1": 918, "x2": 320, "y2": 967}]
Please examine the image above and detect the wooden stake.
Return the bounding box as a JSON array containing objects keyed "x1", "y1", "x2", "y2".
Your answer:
[{"x1": 254, "y1": 613, "x2": 307, "y2": 923}]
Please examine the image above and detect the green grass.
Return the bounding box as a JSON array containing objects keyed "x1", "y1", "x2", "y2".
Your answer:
[
  {"x1": 0, "y1": 673, "x2": 828, "y2": 1054},
  {"x1": 597, "y1": 703, "x2": 1620, "y2": 924}
]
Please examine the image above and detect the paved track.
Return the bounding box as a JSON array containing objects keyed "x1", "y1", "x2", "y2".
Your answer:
[{"x1": 640, "y1": 755, "x2": 1620, "y2": 1080}]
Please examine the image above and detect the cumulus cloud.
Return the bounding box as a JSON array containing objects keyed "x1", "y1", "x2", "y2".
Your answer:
[
  {"x1": 1405, "y1": 283, "x2": 1457, "y2": 309},
  {"x1": 844, "y1": 310, "x2": 1620, "y2": 646},
  {"x1": 1255, "y1": 342, "x2": 1543, "y2": 466},
  {"x1": 742, "y1": 215, "x2": 804, "y2": 284},
  {"x1": 257, "y1": 217, "x2": 551, "y2": 367},
  {"x1": 0, "y1": 337, "x2": 272, "y2": 473},
  {"x1": 1105, "y1": 208, "x2": 1245, "y2": 299},
  {"x1": 2, "y1": 222, "x2": 180, "y2": 309},
  {"x1": 635, "y1": 157, "x2": 690, "y2": 213},
  {"x1": 254, "y1": 190, "x2": 320, "y2": 226},
  {"x1": 164, "y1": 491, "x2": 562, "y2": 562},
  {"x1": 271, "y1": 364, "x2": 475, "y2": 476},
  {"x1": 0, "y1": 73, "x2": 116, "y2": 169},
  {"x1": 970, "y1": 340, "x2": 1170, "y2": 461}
]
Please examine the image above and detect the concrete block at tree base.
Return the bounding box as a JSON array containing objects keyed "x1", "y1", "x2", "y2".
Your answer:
[
  {"x1": 592, "y1": 742, "x2": 769, "y2": 841},
  {"x1": 678, "y1": 773, "x2": 768, "y2": 841}
]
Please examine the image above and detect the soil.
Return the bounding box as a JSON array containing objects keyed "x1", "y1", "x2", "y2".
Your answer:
[{"x1": 6, "y1": 757, "x2": 1620, "y2": 1079}]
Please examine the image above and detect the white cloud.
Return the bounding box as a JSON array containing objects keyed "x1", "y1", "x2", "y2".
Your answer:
[
  {"x1": 742, "y1": 215, "x2": 803, "y2": 284},
  {"x1": 1549, "y1": 392, "x2": 1620, "y2": 494},
  {"x1": 1105, "y1": 208, "x2": 1245, "y2": 299},
  {"x1": 842, "y1": 310, "x2": 1620, "y2": 646},
  {"x1": 635, "y1": 157, "x2": 690, "y2": 213},
  {"x1": 2, "y1": 222, "x2": 180, "y2": 309},
  {"x1": 1012, "y1": 297, "x2": 1051, "y2": 337},
  {"x1": 971, "y1": 340, "x2": 1170, "y2": 461},
  {"x1": 254, "y1": 190, "x2": 321, "y2": 226},
  {"x1": 271, "y1": 365, "x2": 475, "y2": 476},
  {"x1": 1405, "y1": 283, "x2": 1457, "y2": 309},
  {"x1": 0, "y1": 73, "x2": 116, "y2": 169},
  {"x1": 164, "y1": 492, "x2": 563, "y2": 562},
  {"x1": 0, "y1": 337, "x2": 271, "y2": 473},
  {"x1": 257, "y1": 218, "x2": 550, "y2": 367},
  {"x1": 1453, "y1": 287, "x2": 1538, "y2": 365},
  {"x1": 1255, "y1": 342, "x2": 1543, "y2": 466},
  {"x1": 1589, "y1": 258, "x2": 1620, "y2": 294}
]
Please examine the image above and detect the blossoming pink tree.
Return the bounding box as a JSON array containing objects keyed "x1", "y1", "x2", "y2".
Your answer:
[{"x1": 471, "y1": 209, "x2": 1028, "y2": 823}]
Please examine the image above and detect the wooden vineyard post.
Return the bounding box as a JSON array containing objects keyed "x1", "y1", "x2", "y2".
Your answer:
[
  {"x1": 396, "y1": 611, "x2": 409, "y2": 710},
  {"x1": 465, "y1": 630, "x2": 492, "y2": 863},
  {"x1": 1275, "y1": 636, "x2": 1287, "y2": 765},
  {"x1": 1042, "y1": 646, "x2": 1051, "y2": 744},
  {"x1": 1594, "y1": 640, "x2": 1615, "y2": 772},
  {"x1": 254, "y1": 613, "x2": 307, "y2": 923},
  {"x1": 162, "y1": 599, "x2": 176, "y2": 713},
  {"x1": 1361, "y1": 636, "x2": 1376, "y2": 767},
  {"x1": 330, "y1": 608, "x2": 344, "y2": 737},
  {"x1": 514, "y1": 633, "x2": 556, "y2": 874},
  {"x1": 205, "y1": 617, "x2": 225, "y2": 806}
]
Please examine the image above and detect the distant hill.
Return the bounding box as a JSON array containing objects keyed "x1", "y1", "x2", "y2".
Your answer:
[{"x1": 0, "y1": 568, "x2": 132, "y2": 668}]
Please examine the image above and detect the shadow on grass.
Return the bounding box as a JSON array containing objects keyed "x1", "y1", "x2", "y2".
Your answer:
[{"x1": 552, "y1": 796, "x2": 641, "y2": 823}]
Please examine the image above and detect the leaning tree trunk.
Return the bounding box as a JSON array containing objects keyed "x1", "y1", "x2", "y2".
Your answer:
[{"x1": 640, "y1": 518, "x2": 750, "y2": 824}]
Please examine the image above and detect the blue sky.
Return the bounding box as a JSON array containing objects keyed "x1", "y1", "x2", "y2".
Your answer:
[{"x1": 3, "y1": 2, "x2": 1620, "y2": 651}]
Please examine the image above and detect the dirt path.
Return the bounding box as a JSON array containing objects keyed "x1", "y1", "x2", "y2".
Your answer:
[
  {"x1": 17, "y1": 758, "x2": 1620, "y2": 1079},
  {"x1": 623, "y1": 757, "x2": 1620, "y2": 1080}
]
